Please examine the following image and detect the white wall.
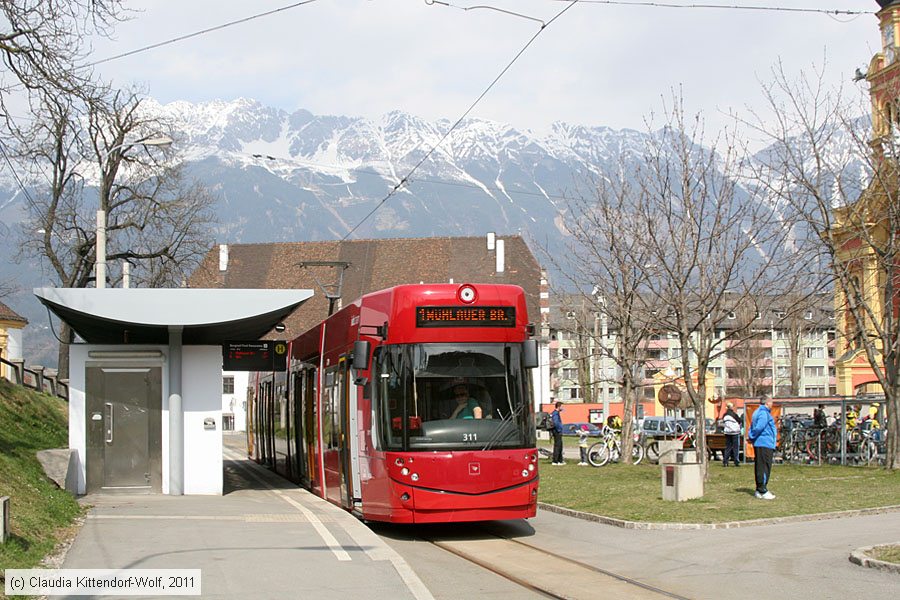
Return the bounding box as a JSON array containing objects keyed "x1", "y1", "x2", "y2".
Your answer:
[
  {"x1": 222, "y1": 370, "x2": 250, "y2": 432},
  {"x1": 183, "y1": 346, "x2": 223, "y2": 495},
  {"x1": 69, "y1": 344, "x2": 223, "y2": 496},
  {"x1": 5, "y1": 327, "x2": 23, "y2": 360}
]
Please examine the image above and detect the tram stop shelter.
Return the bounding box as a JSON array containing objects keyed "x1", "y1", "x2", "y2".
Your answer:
[{"x1": 34, "y1": 287, "x2": 313, "y2": 496}]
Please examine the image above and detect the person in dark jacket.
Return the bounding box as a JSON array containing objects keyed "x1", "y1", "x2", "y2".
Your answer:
[
  {"x1": 721, "y1": 401, "x2": 742, "y2": 467},
  {"x1": 551, "y1": 402, "x2": 565, "y2": 465},
  {"x1": 748, "y1": 395, "x2": 777, "y2": 500}
]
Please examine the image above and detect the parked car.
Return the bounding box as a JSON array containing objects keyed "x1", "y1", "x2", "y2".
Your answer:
[
  {"x1": 560, "y1": 422, "x2": 603, "y2": 437},
  {"x1": 639, "y1": 417, "x2": 692, "y2": 439}
]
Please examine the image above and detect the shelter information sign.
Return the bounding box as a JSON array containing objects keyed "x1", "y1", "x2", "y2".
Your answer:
[{"x1": 223, "y1": 341, "x2": 288, "y2": 371}]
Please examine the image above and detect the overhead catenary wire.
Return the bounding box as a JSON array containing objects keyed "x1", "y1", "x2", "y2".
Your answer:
[
  {"x1": 340, "y1": 0, "x2": 581, "y2": 241},
  {"x1": 85, "y1": 0, "x2": 324, "y2": 67}
]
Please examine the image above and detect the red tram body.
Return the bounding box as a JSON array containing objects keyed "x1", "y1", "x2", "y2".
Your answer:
[{"x1": 249, "y1": 283, "x2": 539, "y2": 523}]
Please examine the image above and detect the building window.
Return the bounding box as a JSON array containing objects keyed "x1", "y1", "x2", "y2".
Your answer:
[
  {"x1": 804, "y1": 366, "x2": 825, "y2": 378},
  {"x1": 805, "y1": 347, "x2": 825, "y2": 359},
  {"x1": 567, "y1": 387, "x2": 580, "y2": 400},
  {"x1": 804, "y1": 385, "x2": 826, "y2": 397},
  {"x1": 562, "y1": 368, "x2": 577, "y2": 380},
  {"x1": 775, "y1": 347, "x2": 790, "y2": 359},
  {"x1": 776, "y1": 366, "x2": 790, "y2": 378},
  {"x1": 561, "y1": 348, "x2": 571, "y2": 359},
  {"x1": 223, "y1": 376, "x2": 234, "y2": 394}
]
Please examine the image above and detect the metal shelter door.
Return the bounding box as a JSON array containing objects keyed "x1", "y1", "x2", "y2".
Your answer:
[{"x1": 86, "y1": 367, "x2": 162, "y2": 493}]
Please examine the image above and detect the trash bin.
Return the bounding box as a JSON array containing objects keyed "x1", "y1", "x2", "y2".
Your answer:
[{"x1": 661, "y1": 463, "x2": 704, "y2": 501}]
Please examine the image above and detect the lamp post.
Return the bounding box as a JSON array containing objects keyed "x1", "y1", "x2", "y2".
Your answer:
[{"x1": 95, "y1": 135, "x2": 173, "y2": 288}]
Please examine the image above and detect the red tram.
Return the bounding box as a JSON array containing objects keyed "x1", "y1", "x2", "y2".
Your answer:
[{"x1": 249, "y1": 283, "x2": 540, "y2": 523}]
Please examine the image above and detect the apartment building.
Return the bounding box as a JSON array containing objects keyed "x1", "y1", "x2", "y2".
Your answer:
[{"x1": 547, "y1": 295, "x2": 836, "y2": 410}]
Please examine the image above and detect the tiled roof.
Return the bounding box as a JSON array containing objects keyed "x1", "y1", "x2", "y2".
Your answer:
[
  {"x1": 189, "y1": 236, "x2": 542, "y2": 340},
  {"x1": 0, "y1": 300, "x2": 27, "y2": 326}
]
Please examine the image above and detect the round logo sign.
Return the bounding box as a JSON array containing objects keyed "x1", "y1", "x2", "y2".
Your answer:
[{"x1": 658, "y1": 384, "x2": 683, "y2": 409}]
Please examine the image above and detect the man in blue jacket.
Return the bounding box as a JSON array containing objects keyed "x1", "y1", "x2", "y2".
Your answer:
[
  {"x1": 551, "y1": 402, "x2": 565, "y2": 465},
  {"x1": 748, "y1": 395, "x2": 777, "y2": 500}
]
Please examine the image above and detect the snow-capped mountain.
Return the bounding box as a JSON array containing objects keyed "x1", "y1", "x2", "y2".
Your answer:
[{"x1": 138, "y1": 97, "x2": 654, "y2": 243}]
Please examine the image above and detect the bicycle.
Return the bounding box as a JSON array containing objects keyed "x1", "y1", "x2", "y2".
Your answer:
[{"x1": 587, "y1": 426, "x2": 644, "y2": 466}]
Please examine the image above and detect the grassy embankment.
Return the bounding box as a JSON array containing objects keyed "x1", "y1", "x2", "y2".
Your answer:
[
  {"x1": 870, "y1": 545, "x2": 900, "y2": 564},
  {"x1": 0, "y1": 378, "x2": 81, "y2": 579}
]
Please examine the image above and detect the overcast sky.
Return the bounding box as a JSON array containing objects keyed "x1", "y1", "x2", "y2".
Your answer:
[{"x1": 87, "y1": 0, "x2": 881, "y2": 137}]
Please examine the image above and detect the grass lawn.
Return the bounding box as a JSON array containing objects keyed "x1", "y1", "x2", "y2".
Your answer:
[
  {"x1": 0, "y1": 378, "x2": 82, "y2": 577},
  {"x1": 537, "y1": 457, "x2": 900, "y2": 524},
  {"x1": 870, "y1": 545, "x2": 900, "y2": 564}
]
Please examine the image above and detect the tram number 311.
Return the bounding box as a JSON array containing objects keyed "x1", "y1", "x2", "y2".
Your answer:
[{"x1": 463, "y1": 433, "x2": 478, "y2": 442}]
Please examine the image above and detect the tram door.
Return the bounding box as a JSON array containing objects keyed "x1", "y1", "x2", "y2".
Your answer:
[
  {"x1": 304, "y1": 368, "x2": 319, "y2": 493},
  {"x1": 85, "y1": 367, "x2": 162, "y2": 493},
  {"x1": 323, "y1": 361, "x2": 356, "y2": 507}
]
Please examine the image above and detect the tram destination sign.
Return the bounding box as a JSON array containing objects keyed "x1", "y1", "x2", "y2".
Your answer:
[
  {"x1": 416, "y1": 306, "x2": 516, "y2": 328},
  {"x1": 222, "y1": 340, "x2": 288, "y2": 371}
]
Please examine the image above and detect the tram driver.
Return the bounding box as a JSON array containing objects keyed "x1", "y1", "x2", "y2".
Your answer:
[{"x1": 449, "y1": 381, "x2": 483, "y2": 420}]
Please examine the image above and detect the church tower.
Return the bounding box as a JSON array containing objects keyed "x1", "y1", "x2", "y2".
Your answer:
[{"x1": 869, "y1": 1, "x2": 900, "y2": 155}]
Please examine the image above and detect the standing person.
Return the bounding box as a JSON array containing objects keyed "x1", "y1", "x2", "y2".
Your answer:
[
  {"x1": 721, "y1": 401, "x2": 742, "y2": 467},
  {"x1": 551, "y1": 401, "x2": 565, "y2": 465},
  {"x1": 577, "y1": 425, "x2": 590, "y2": 465},
  {"x1": 748, "y1": 395, "x2": 777, "y2": 500}
]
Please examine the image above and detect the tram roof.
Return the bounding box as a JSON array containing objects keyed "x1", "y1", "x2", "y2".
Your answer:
[{"x1": 34, "y1": 287, "x2": 313, "y2": 345}]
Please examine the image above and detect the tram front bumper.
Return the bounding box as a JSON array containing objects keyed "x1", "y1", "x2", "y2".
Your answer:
[{"x1": 392, "y1": 477, "x2": 538, "y2": 523}]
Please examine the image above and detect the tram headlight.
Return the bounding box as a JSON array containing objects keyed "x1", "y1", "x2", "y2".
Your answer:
[
  {"x1": 528, "y1": 464, "x2": 534, "y2": 472},
  {"x1": 521, "y1": 469, "x2": 529, "y2": 477},
  {"x1": 395, "y1": 458, "x2": 405, "y2": 466},
  {"x1": 401, "y1": 467, "x2": 409, "y2": 476},
  {"x1": 411, "y1": 473, "x2": 419, "y2": 482},
  {"x1": 529, "y1": 454, "x2": 537, "y2": 463}
]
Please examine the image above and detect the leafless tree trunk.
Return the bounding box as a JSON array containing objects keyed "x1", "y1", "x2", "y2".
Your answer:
[
  {"x1": 547, "y1": 165, "x2": 662, "y2": 464},
  {"x1": 746, "y1": 62, "x2": 900, "y2": 469}
]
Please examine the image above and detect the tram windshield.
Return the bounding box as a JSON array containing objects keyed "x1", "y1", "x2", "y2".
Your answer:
[{"x1": 374, "y1": 343, "x2": 535, "y2": 451}]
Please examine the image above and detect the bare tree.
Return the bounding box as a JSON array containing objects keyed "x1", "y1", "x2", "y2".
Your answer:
[
  {"x1": 747, "y1": 62, "x2": 900, "y2": 469},
  {"x1": 1, "y1": 1, "x2": 126, "y2": 133},
  {"x1": 12, "y1": 86, "x2": 216, "y2": 376},
  {"x1": 629, "y1": 96, "x2": 797, "y2": 476},
  {"x1": 549, "y1": 167, "x2": 661, "y2": 464}
]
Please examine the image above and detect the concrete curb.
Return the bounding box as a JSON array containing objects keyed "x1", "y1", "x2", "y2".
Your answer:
[
  {"x1": 538, "y1": 502, "x2": 900, "y2": 530},
  {"x1": 849, "y1": 544, "x2": 900, "y2": 573}
]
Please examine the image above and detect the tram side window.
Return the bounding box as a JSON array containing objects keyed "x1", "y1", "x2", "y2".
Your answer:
[
  {"x1": 323, "y1": 368, "x2": 341, "y2": 450},
  {"x1": 374, "y1": 347, "x2": 405, "y2": 450}
]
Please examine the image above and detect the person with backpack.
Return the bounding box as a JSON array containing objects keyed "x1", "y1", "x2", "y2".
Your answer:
[
  {"x1": 721, "y1": 401, "x2": 742, "y2": 467},
  {"x1": 551, "y1": 402, "x2": 565, "y2": 465}
]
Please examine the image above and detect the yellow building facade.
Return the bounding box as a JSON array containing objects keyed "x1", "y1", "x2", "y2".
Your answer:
[{"x1": 833, "y1": 1, "x2": 900, "y2": 395}]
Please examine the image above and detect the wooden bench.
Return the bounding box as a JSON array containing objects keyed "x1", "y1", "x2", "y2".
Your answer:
[{"x1": 706, "y1": 433, "x2": 726, "y2": 460}]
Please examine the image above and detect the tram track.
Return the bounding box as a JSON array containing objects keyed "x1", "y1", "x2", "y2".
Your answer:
[{"x1": 423, "y1": 526, "x2": 691, "y2": 600}]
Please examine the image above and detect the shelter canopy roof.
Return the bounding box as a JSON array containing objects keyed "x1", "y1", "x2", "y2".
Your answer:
[{"x1": 34, "y1": 288, "x2": 313, "y2": 345}]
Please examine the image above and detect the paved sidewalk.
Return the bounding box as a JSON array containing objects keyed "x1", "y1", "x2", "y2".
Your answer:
[{"x1": 58, "y1": 449, "x2": 433, "y2": 600}]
